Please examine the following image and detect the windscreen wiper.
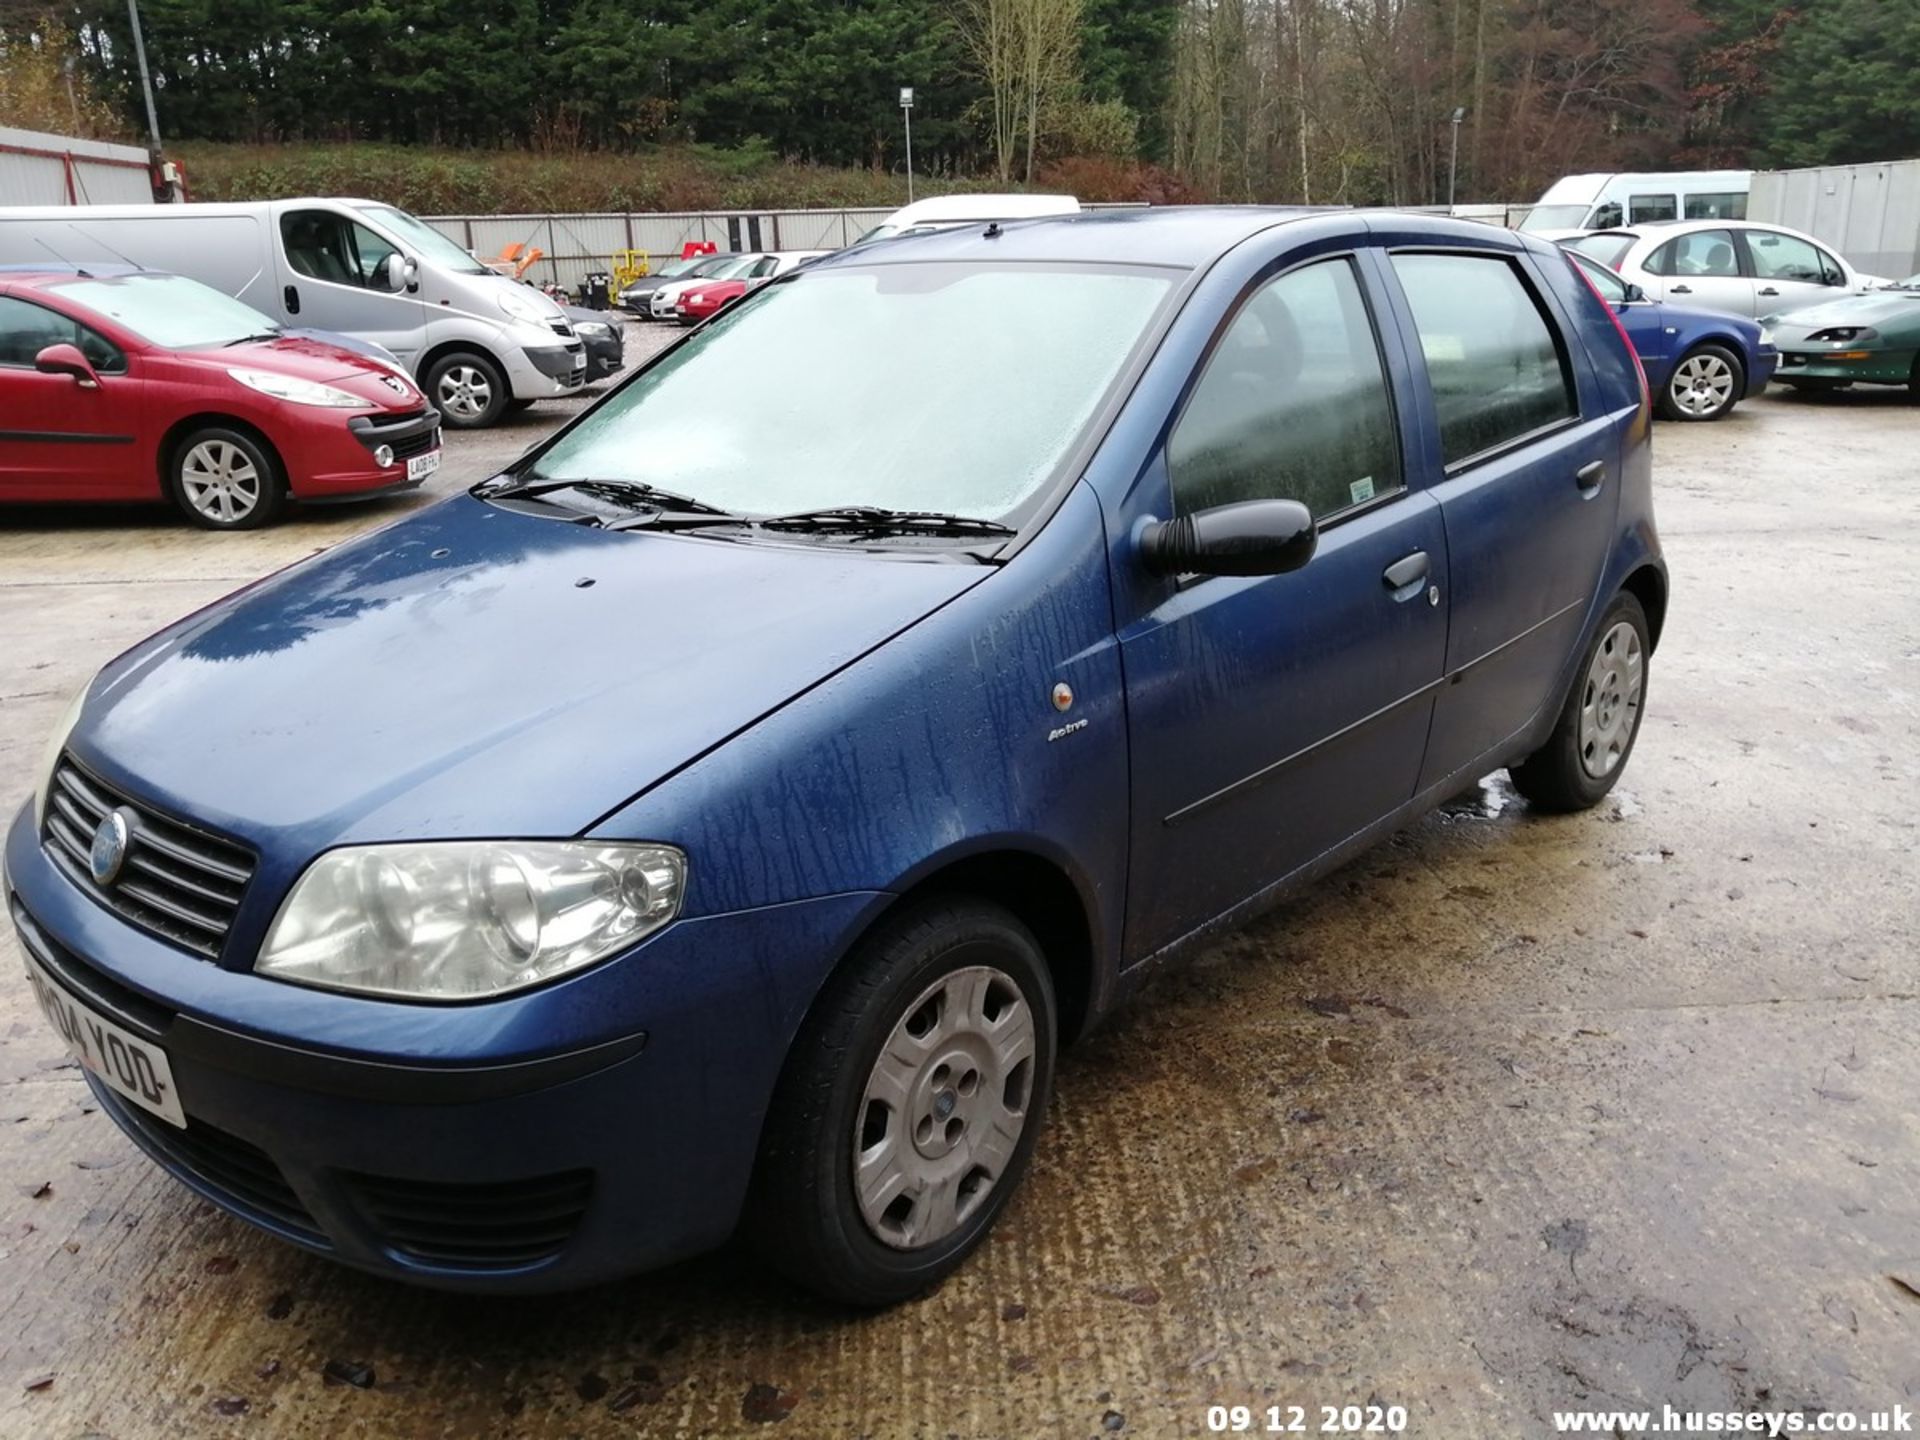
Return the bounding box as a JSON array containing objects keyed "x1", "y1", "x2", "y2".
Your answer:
[
  {"x1": 222, "y1": 332, "x2": 285, "y2": 347},
  {"x1": 478, "y1": 475, "x2": 739, "y2": 518},
  {"x1": 757, "y1": 506, "x2": 1016, "y2": 539}
]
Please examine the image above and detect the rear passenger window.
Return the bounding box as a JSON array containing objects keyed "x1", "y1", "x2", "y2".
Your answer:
[
  {"x1": 1684, "y1": 192, "x2": 1746, "y2": 221},
  {"x1": 1629, "y1": 193, "x2": 1678, "y2": 224},
  {"x1": 1168, "y1": 258, "x2": 1401, "y2": 523},
  {"x1": 1649, "y1": 230, "x2": 1739, "y2": 278},
  {"x1": 1391, "y1": 253, "x2": 1577, "y2": 466}
]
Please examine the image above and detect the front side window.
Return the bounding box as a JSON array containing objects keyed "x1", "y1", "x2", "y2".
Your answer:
[
  {"x1": 1684, "y1": 192, "x2": 1747, "y2": 220},
  {"x1": 529, "y1": 262, "x2": 1173, "y2": 525},
  {"x1": 1571, "y1": 254, "x2": 1630, "y2": 304},
  {"x1": 1650, "y1": 230, "x2": 1739, "y2": 278},
  {"x1": 1629, "y1": 193, "x2": 1678, "y2": 224},
  {"x1": 0, "y1": 296, "x2": 127, "y2": 371},
  {"x1": 281, "y1": 210, "x2": 403, "y2": 290},
  {"x1": 1391, "y1": 252, "x2": 1578, "y2": 466},
  {"x1": 1747, "y1": 231, "x2": 1842, "y2": 285},
  {"x1": 1167, "y1": 258, "x2": 1401, "y2": 521},
  {"x1": 359, "y1": 204, "x2": 489, "y2": 275}
]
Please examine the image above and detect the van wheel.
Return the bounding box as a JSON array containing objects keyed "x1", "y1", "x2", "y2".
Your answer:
[
  {"x1": 423, "y1": 351, "x2": 508, "y2": 429},
  {"x1": 169, "y1": 427, "x2": 285, "y2": 530},
  {"x1": 1509, "y1": 592, "x2": 1649, "y2": 812},
  {"x1": 747, "y1": 898, "x2": 1057, "y2": 1307},
  {"x1": 1657, "y1": 344, "x2": 1742, "y2": 421}
]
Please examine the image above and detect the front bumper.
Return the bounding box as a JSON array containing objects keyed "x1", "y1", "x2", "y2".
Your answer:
[
  {"x1": 278, "y1": 406, "x2": 440, "y2": 501},
  {"x1": 1775, "y1": 347, "x2": 1916, "y2": 385},
  {"x1": 572, "y1": 327, "x2": 625, "y2": 382},
  {"x1": 504, "y1": 343, "x2": 587, "y2": 399},
  {"x1": 6, "y1": 803, "x2": 882, "y2": 1292}
]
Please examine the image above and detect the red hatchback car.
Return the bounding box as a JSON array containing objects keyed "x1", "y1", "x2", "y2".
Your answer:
[{"x1": 0, "y1": 269, "x2": 441, "y2": 529}]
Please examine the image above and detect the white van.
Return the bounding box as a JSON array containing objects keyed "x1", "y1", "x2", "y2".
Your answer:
[
  {"x1": 1519, "y1": 171, "x2": 1753, "y2": 239},
  {"x1": 854, "y1": 193, "x2": 1081, "y2": 245},
  {"x1": 0, "y1": 198, "x2": 585, "y2": 427}
]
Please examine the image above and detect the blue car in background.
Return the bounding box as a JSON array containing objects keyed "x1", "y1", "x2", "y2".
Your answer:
[
  {"x1": 1569, "y1": 249, "x2": 1777, "y2": 420},
  {"x1": 8, "y1": 209, "x2": 1666, "y2": 1306}
]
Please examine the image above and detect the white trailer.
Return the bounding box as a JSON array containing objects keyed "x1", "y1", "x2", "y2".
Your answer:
[
  {"x1": 1748, "y1": 159, "x2": 1920, "y2": 280},
  {"x1": 0, "y1": 125, "x2": 155, "y2": 206}
]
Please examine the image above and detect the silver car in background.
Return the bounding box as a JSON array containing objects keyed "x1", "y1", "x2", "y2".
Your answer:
[{"x1": 1568, "y1": 219, "x2": 1886, "y2": 319}]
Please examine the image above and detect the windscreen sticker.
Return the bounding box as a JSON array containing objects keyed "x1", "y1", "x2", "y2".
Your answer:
[
  {"x1": 1421, "y1": 333, "x2": 1467, "y2": 362},
  {"x1": 1350, "y1": 476, "x2": 1376, "y2": 505}
]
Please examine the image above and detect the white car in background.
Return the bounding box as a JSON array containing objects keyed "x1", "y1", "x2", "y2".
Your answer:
[
  {"x1": 853, "y1": 194, "x2": 1081, "y2": 246},
  {"x1": 649, "y1": 253, "x2": 776, "y2": 319},
  {"x1": 1568, "y1": 220, "x2": 1886, "y2": 319}
]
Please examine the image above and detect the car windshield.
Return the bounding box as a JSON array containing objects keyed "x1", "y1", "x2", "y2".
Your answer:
[
  {"x1": 1520, "y1": 204, "x2": 1594, "y2": 233},
  {"x1": 360, "y1": 204, "x2": 489, "y2": 275},
  {"x1": 658, "y1": 257, "x2": 703, "y2": 278},
  {"x1": 708, "y1": 256, "x2": 762, "y2": 280},
  {"x1": 1887, "y1": 274, "x2": 1920, "y2": 290},
  {"x1": 526, "y1": 262, "x2": 1174, "y2": 527},
  {"x1": 1568, "y1": 232, "x2": 1638, "y2": 269},
  {"x1": 48, "y1": 273, "x2": 280, "y2": 348}
]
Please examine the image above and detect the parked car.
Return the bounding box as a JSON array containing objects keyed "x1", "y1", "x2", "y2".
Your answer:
[
  {"x1": 1567, "y1": 220, "x2": 1885, "y2": 319},
  {"x1": 617, "y1": 253, "x2": 718, "y2": 315},
  {"x1": 1566, "y1": 250, "x2": 1777, "y2": 420},
  {"x1": 0, "y1": 199, "x2": 585, "y2": 429},
  {"x1": 0, "y1": 268, "x2": 439, "y2": 528},
  {"x1": 8, "y1": 209, "x2": 1663, "y2": 1306},
  {"x1": 675, "y1": 251, "x2": 827, "y2": 324},
  {"x1": 628, "y1": 253, "x2": 737, "y2": 319},
  {"x1": 852, "y1": 193, "x2": 1082, "y2": 245},
  {"x1": 1764, "y1": 275, "x2": 1920, "y2": 395},
  {"x1": 649, "y1": 253, "x2": 777, "y2": 319},
  {"x1": 561, "y1": 304, "x2": 624, "y2": 383},
  {"x1": 1519, "y1": 170, "x2": 1752, "y2": 239}
]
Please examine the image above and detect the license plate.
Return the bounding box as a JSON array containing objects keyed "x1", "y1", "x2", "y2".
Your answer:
[
  {"x1": 21, "y1": 953, "x2": 185, "y2": 1128},
  {"x1": 406, "y1": 449, "x2": 441, "y2": 482}
]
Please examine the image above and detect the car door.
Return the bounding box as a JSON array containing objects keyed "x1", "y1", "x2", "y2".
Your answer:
[
  {"x1": 1117, "y1": 251, "x2": 1450, "y2": 960},
  {"x1": 272, "y1": 204, "x2": 429, "y2": 363},
  {"x1": 0, "y1": 294, "x2": 141, "y2": 500},
  {"x1": 1640, "y1": 228, "x2": 1757, "y2": 316},
  {"x1": 1376, "y1": 248, "x2": 1622, "y2": 791},
  {"x1": 1741, "y1": 228, "x2": 1850, "y2": 316}
]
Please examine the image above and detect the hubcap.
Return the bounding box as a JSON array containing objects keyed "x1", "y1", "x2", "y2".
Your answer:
[
  {"x1": 1577, "y1": 620, "x2": 1643, "y2": 779},
  {"x1": 436, "y1": 364, "x2": 492, "y2": 419},
  {"x1": 853, "y1": 964, "x2": 1036, "y2": 1250},
  {"x1": 180, "y1": 440, "x2": 261, "y2": 524},
  {"x1": 1671, "y1": 354, "x2": 1734, "y2": 416}
]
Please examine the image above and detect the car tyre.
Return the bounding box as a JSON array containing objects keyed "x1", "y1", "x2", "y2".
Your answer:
[
  {"x1": 423, "y1": 350, "x2": 509, "y2": 429},
  {"x1": 1509, "y1": 592, "x2": 1650, "y2": 813},
  {"x1": 747, "y1": 898, "x2": 1057, "y2": 1307},
  {"x1": 168, "y1": 426, "x2": 285, "y2": 530},
  {"x1": 1657, "y1": 343, "x2": 1743, "y2": 421}
]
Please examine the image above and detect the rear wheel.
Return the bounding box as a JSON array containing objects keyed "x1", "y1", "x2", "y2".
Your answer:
[
  {"x1": 168, "y1": 427, "x2": 284, "y2": 530},
  {"x1": 747, "y1": 898, "x2": 1056, "y2": 1307},
  {"x1": 423, "y1": 350, "x2": 508, "y2": 429},
  {"x1": 1509, "y1": 592, "x2": 1649, "y2": 812},
  {"x1": 1657, "y1": 344, "x2": 1742, "y2": 421}
]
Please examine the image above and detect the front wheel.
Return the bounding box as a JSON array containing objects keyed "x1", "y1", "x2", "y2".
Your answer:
[
  {"x1": 168, "y1": 427, "x2": 285, "y2": 530},
  {"x1": 747, "y1": 899, "x2": 1057, "y2": 1307},
  {"x1": 423, "y1": 350, "x2": 509, "y2": 429},
  {"x1": 1657, "y1": 344, "x2": 1742, "y2": 421},
  {"x1": 1509, "y1": 593, "x2": 1649, "y2": 812}
]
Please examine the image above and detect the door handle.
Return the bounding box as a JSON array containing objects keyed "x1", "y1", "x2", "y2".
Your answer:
[
  {"x1": 283, "y1": 284, "x2": 300, "y2": 315},
  {"x1": 1757, "y1": 286, "x2": 1780, "y2": 296},
  {"x1": 1670, "y1": 284, "x2": 1692, "y2": 294},
  {"x1": 1576, "y1": 461, "x2": 1606, "y2": 493},
  {"x1": 1382, "y1": 551, "x2": 1429, "y2": 591}
]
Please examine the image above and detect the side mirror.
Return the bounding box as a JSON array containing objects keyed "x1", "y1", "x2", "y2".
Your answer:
[
  {"x1": 387, "y1": 255, "x2": 418, "y2": 293},
  {"x1": 1621, "y1": 282, "x2": 1647, "y2": 303},
  {"x1": 35, "y1": 342, "x2": 100, "y2": 390},
  {"x1": 1138, "y1": 498, "x2": 1317, "y2": 578}
]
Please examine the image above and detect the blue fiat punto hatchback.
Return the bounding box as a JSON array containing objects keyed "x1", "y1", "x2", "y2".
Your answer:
[{"x1": 7, "y1": 208, "x2": 1665, "y2": 1305}]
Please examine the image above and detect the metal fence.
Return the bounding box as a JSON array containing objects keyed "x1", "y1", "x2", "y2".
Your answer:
[
  {"x1": 421, "y1": 203, "x2": 1146, "y2": 290},
  {"x1": 0, "y1": 126, "x2": 154, "y2": 206}
]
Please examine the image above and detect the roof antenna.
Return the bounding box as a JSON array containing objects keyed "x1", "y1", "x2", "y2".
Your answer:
[
  {"x1": 66, "y1": 224, "x2": 146, "y2": 273},
  {"x1": 33, "y1": 236, "x2": 90, "y2": 277},
  {"x1": 983, "y1": 222, "x2": 1002, "y2": 239}
]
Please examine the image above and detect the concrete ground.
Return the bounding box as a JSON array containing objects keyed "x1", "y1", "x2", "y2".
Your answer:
[{"x1": 0, "y1": 330, "x2": 1915, "y2": 1438}]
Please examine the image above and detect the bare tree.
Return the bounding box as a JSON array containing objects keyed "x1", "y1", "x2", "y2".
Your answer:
[{"x1": 956, "y1": 0, "x2": 1084, "y2": 184}]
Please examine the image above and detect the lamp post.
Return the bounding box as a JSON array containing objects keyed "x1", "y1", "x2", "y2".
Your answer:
[
  {"x1": 126, "y1": 0, "x2": 163, "y2": 151},
  {"x1": 1447, "y1": 106, "x2": 1466, "y2": 211},
  {"x1": 900, "y1": 87, "x2": 915, "y2": 203}
]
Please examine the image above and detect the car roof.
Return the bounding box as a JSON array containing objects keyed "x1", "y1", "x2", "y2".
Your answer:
[
  {"x1": 810, "y1": 205, "x2": 1367, "y2": 270},
  {"x1": 0, "y1": 262, "x2": 152, "y2": 286}
]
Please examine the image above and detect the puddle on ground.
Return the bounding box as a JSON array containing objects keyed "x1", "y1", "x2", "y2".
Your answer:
[{"x1": 1439, "y1": 772, "x2": 1518, "y2": 821}]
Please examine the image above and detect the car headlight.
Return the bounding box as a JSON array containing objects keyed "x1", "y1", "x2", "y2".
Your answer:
[
  {"x1": 257, "y1": 840, "x2": 685, "y2": 1001},
  {"x1": 228, "y1": 368, "x2": 365, "y2": 408},
  {"x1": 1807, "y1": 326, "x2": 1878, "y2": 344},
  {"x1": 499, "y1": 289, "x2": 553, "y2": 325},
  {"x1": 32, "y1": 684, "x2": 90, "y2": 829},
  {"x1": 574, "y1": 321, "x2": 610, "y2": 337},
  {"x1": 1758, "y1": 326, "x2": 1774, "y2": 347}
]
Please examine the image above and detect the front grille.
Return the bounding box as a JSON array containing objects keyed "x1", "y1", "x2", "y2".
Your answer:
[
  {"x1": 41, "y1": 758, "x2": 254, "y2": 960},
  {"x1": 348, "y1": 1169, "x2": 593, "y2": 1269},
  {"x1": 99, "y1": 1088, "x2": 327, "y2": 1246},
  {"x1": 352, "y1": 408, "x2": 438, "y2": 460}
]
